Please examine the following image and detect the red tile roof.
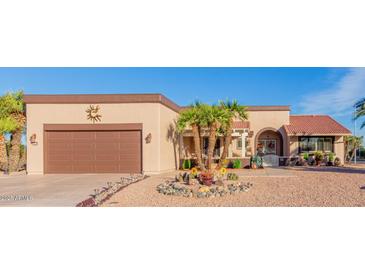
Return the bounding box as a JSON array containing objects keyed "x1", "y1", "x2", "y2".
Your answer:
[
  {"x1": 233, "y1": 121, "x2": 250, "y2": 129},
  {"x1": 284, "y1": 115, "x2": 351, "y2": 136}
]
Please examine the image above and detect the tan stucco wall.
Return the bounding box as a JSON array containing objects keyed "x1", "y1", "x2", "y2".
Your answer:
[
  {"x1": 26, "y1": 103, "x2": 178, "y2": 175},
  {"x1": 289, "y1": 136, "x2": 299, "y2": 156},
  {"x1": 159, "y1": 104, "x2": 180, "y2": 172},
  {"x1": 248, "y1": 110, "x2": 290, "y2": 156},
  {"x1": 334, "y1": 136, "x2": 345, "y2": 164}
]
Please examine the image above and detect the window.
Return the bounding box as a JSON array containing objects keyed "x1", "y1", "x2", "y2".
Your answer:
[
  {"x1": 257, "y1": 139, "x2": 277, "y2": 155},
  {"x1": 237, "y1": 139, "x2": 242, "y2": 149},
  {"x1": 299, "y1": 137, "x2": 334, "y2": 153},
  {"x1": 203, "y1": 138, "x2": 221, "y2": 157}
]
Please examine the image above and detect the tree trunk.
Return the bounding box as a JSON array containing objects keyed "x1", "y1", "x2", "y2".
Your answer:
[
  {"x1": 207, "y1": 122, "x2": 218, "y2": 170},
  {"x1": 192, "y1": 124, "x2": 205, "y2": 171},
  {"x1": 349, "y1": 148, "x2": 357, "y2": 163},
  {"x1": 8, "y1": 129, "x2": 22, "y2": 172},
  {"x1": 218, "y1": 120, "x2": 233, "y2": 168},
  {"x1": 0, "y1": 135, "x2": 7, "y2": 171}
]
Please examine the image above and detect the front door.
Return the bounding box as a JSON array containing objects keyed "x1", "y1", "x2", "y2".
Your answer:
[{"x1": 258, "y1": 139, "x2": 277, "y2": 155}]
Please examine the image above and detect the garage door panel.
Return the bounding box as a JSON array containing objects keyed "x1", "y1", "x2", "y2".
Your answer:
[
  {"x1": 48, "y1": 132, "x2": 73, "y2": 139},
  {"x1": 94, "y1": 163, "x2": 120, "y2": 173},
  {"x1": 45, "y1": 129, "x2": 141, "y2": 173},
  {"x1": 48, "y1": 153, "x2": 73, "y2": 161},
  {"x1": 120, "y1": 140, "x2": 141, "y2": 145},
  {"x1": 95, "y1": 154, "x2": 119, "y2": 161},
  {"x1": 72, "y1": 164, "x2": 95, "y2": 173},
  {"x1": 119, "y1": 147, "x2": 140, "y2": 153},
  {"x1": 47, "y1": 143, "x2": 70, "y2": 151},
  {"x1": 73, "y1": 153, "x2": 94, "y2": 161},
  {"x1": 73, "y1": 132, "x2": 95, "y2": 139},
  {"x1": 95, "y1": 131, "x2": 120, "y2": 139},
  {"x1": 73, "y1": 143, "x2": 95, "y2": 151},
  {"x1": 47, "y1": 162, "x2": 73, "y2": 173},
  {"x1": 95, "y1": 142, "x2": 120, "y2": 151}
]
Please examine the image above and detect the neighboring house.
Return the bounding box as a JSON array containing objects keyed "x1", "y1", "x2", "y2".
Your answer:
[{"x1": 24, "y1": 93, "x2": 351, "y2": 175}]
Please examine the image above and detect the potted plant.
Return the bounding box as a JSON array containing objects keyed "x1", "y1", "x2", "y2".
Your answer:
[
  {"x1": 182, "y1": 159, "x2": 191, "y2": 170},
  {"x1": 199, "y1": 171, "x2": 214, "y2": 186},
  {"x1": 327, "y1": 152, "x2": 335, "y2": 166},
  {"x1": 334, "y1": 157, "x2": 341, "y2": 166},
  {"x1": 314, "y1": 151, "x2": 324, "y2": 166}
]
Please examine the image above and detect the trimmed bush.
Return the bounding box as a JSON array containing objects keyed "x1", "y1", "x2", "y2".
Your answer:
[
  {"x1": 182, "y1": 159, "x2": 191, "y2": 170},
  {"x1": 303, "y1": 152, "x2": 309, "y2": 161},
  {"x1": 233, "y1": 159, "x2": 242, "y2": 169},
  {"x1": 314, "y1": 151, "x2": 324, "y2": 165}
]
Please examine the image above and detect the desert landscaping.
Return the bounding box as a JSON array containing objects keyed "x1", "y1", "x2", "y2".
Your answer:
[{"x1": 101, "y1": 166, "x2": 365, "y2": 207}]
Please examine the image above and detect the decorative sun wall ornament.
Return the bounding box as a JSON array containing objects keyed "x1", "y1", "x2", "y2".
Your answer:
[{"x1": 86, "y1": 105, "x2": 102, "y2": 123}]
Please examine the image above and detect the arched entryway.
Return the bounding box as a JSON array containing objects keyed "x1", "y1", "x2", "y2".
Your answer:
[{"x1": 255, "y1": 128, "x2": 284, "y2": 156}]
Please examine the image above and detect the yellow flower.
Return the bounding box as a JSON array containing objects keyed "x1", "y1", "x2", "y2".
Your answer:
[
  {"x1": 198, "y1": 186, "x2": 210, "y2": 193},
  {"x1": 191, "y1": 167, "x2": 198, "y2": 176},
  {"x1": 220, "y1": 167, "x2": 227, "y2": 175}
]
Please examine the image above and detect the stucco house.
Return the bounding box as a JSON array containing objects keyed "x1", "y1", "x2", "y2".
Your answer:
[{"x1": 24, "y1": 93, "x2": 351, "y2": 175}]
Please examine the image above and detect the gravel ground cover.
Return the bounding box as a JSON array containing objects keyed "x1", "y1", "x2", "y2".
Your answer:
[{"x1": 102, "y1": 167, "x2": 365, "y2": 207}]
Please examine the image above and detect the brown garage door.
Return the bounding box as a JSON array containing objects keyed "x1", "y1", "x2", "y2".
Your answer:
[{"x1": 44, "y1": 127, "x2": 142, "y2": 174}]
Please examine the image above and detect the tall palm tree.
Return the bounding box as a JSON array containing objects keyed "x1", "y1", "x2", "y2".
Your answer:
[
  {"x1": 0, "y1": 91, "x2": 26, "y2": 172},
  {"x1": 218, "y1": 100, "x2": 248, "y2": 168},
  {"x1": 177, "y1": 102, "x2": 206, "y2": 171},
  {"x1": 354, "y1": 98, "x2": 365, "y2": 129},
  {"x1": 204, "y1": 105, "x2": 230, "y2": 170},
  {"x1": 344, "y1": 135, "x2": 363, "y2": 162},
  {"x1": 0, "y1": 117, "x2": 18, "y2": 171}
]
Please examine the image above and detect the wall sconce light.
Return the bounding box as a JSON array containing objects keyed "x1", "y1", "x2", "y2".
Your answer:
[
  {"x1": 30, "y1": 134, "x2": 38, "y2": 145},
  {"x1": 145, "y1": 133, "x2": 152, "y2": 144}
]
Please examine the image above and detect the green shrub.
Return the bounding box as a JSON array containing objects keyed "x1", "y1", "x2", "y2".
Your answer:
[
  {"x1": 227, "y1": 173, "x2": 239, "y2": 180},
  {"x1": 328, "y1": 152, "x2": 335, "y2": 162},
  {"x1": 314, "y1": 151, "x2": 324, "y2": 163},
  {"x1": 233, "y1": 159, "x2": 242, "y2": 169},
  {"x1": 182, "y1": 159, "x2": 191, "y2": 170},
  {"x1": 303, "y1": 152, "x2": 309, "y2": 161},
  {"x1": 334, "y1": 157, "x2": 341, "y2": 166}
]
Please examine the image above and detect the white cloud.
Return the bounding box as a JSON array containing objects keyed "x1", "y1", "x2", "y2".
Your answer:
[{"x1": 299, "y1": 68, "x2": 365, "y2": 117}]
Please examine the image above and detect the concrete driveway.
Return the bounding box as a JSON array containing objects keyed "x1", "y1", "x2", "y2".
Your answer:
[{"x1": 0, "y1": 174, "x2": 125, "y2": 207}]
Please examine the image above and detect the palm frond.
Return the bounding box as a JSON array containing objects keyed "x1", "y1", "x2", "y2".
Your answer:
[{"x1": 354, "y1": 98, "x2": 365, "y2": 108}]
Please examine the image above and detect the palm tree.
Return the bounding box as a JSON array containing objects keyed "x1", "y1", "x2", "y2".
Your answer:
[
  {"x1": 8, "y1": 91, "x2": 26, "y2": 172},
  {"x1": 177, "y1": 102, "x2": 206, "y2": 171},
  {"x1": 354, "y1": 98, "x2": 365, "y2": 129},
  {"x1": 218, "y1": 100, "x2": 248, "y2": 168},
  {"x1": 0, "y1": 91, "x2": 26, "y2": 172},
  {"x1": 344, "y1": 136, "x2": 363, "y2": 162},
  {"x1": 0, "y1": 117, "x2": 18, "y2": 171},
  {"x1": 204, "y1": 105, "x2": 230, "y2": 170}
]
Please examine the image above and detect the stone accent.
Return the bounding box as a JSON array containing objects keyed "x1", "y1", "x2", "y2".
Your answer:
[{"x1": 76, "y1": 174, "x2": 146, "y2": 207}]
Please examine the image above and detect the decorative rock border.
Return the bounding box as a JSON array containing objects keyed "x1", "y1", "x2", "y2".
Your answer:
[
  {"x1": 157, "y1": 181, "x2": 253, "y2": 198},
  {"x1": 76, "y1": 174, "x2": 146, "y2": 207}
]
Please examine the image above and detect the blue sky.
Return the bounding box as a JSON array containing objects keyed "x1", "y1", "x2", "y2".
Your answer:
[{"x1": 0, "y1": 67, "x2": 364, "y2": 137}]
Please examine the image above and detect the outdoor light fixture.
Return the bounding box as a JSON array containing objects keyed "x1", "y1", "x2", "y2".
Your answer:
[
  {"x1": 145, "y1": 133, "x2": 152, "y2": 144},
  {"x1": 29, "y1": 134, "x2": 38, "y2": 145}
]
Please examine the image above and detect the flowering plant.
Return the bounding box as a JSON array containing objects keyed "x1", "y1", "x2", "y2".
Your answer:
[
  {"x1": 191, "y1": 167, "x2": 198, "y2": 177},
  {"x1": 219, "y1": 167, "x2": 227, "y2": 175}
]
